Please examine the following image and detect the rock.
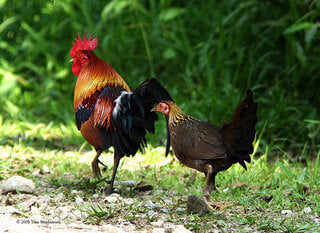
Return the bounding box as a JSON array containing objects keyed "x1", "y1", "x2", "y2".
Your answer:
[
  {"x1": 303, "y1": 207, "x2": 312, "y2": 214},
  {"x1": 92, "y1": 194, "x2": 100, "y2": 199},
  {"x1": 75, "y1": 196, "x2": 84, "y2": 205},
  {"x1": 165, "y1": 224, "x2": 192, "y2": 233},
  {"x1": 123, "y1": 198, "x2": 134, "y2": 205},
  {"x1": 281, "y1": 210, "x2": 293, "y2": 215},
  {"x1": 147, "y1": 210, "x2": 156, "y2": 218},
  {"x1": 145, "y1": 200, "x2": 160, "y2": 210},
  {"x1": 153, "y1": 228, "x2": 165, "y2": 233},
  {"x1": 101, "y1": 224, "x2": 126, "y2": 233},
  {"x1": 161, "y1": 208, "x2": 169, "y2": 214},
  {"x1": 20, "y1": 196, "x2": 37, "y2": 210},
  {"x1": 36, "y1": 194, "x2": 50, "y2": 207},
  {"x1": 114, "y1": 180, "x2": 136, "y2": 187},
  {"x1": 70, "y1": 190, "x2": 79, "y2": 195},
  {"x1": 30, "y1": 206, "x2": 41, "y2": 215},
  {"x1": 1, "y1": 176, "x2": 35, "y2": 194},
  {"x1": 151, "y1": 220, "x2": 165, "y2": 228},
  {"x1": 104, "y1": 193, "x2": 121, "y2": 203},
  {"x1": 54, "y1": 192, "x2": 65, "y2": 202},
  {"x1": 186, "y1": 195, "x2": 209, "y2": 214}
]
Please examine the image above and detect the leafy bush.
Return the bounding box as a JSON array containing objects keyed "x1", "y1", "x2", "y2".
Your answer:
[{"x1": 0, "y1": 0, "x2": 319, "y2": 154}]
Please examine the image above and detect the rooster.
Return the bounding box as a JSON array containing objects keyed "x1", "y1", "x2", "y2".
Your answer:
[
  {"x1": 152, "y1": 90, "x2": 258, "y2": 209},
  {"x1": 70, "y1": 32, "x2": 172, "y2": 194}
]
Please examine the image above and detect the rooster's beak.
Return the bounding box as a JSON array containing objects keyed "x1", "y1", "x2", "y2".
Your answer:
[
  {"x1": 151, "y1": 106, "x2": 157, "y2": 112},
  {"x1": 69, "y1": 58, "x2": 75, "y2": 62}
]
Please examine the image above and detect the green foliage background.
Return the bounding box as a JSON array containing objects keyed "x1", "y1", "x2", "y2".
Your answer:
[{"x1": 0, "y1": 0, "x2": 319, "y2": 154}]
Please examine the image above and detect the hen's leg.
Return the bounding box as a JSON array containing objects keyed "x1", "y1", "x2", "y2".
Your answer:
[
  {"x1": 105, "y1": 155, "x2": 121, "y2": 195},
  {"x1": 203, "y1": 164, "x2": 217, "y2": 203},
  {"x1": 92, "y1": 149, "x2": 104, "y2": 179}
]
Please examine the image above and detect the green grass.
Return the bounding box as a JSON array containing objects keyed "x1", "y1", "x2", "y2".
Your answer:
[
  {"x1": 0, "y1": 0, "x2": 319, "y2": 154},
  {"x1": 1, "y1": 130, "x2": 319, "y2": 232}
]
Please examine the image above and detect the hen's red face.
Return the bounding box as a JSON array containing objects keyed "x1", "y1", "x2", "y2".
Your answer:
[{"x1": 151, "y1": 102, "x2": 170, "y2": 115}]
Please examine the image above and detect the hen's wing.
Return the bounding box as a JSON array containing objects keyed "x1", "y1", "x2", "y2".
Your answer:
[{"x1": 173, "y1": 120, "x2": 227, "y2": 160}]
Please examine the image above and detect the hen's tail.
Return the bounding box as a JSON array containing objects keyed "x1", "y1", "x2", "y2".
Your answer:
[
  {"x1": 111, "y1": 78, "x2": 173, "y2": 157},
  {"x1": 221, "y1": 90, "x2": 258, "y2": 170}
]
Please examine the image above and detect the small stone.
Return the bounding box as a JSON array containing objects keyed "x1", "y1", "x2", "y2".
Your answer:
[
  {"x1": 114, "y1": 180, "x2": 136, "y2": 187},
  {"x1": 104, "y1": 193, "x2": 121, "y2": 203},
  {"x1": 54, "y1": 192, "x2": 65, "y2": 202},
  {"x1": 75, "y1": 196, "x2": 84, "y2": 205},
  {"x1": 30, "y1": 206, "x2": 41, "y2": 215},
  {"x1": 20, "y1": 196, "x2": 37, "y2": 210},
  {"x1": 313, "y1": 218, "x2": 320, "y2": 223},
  {"x1": 123, "y1": 198, "x2": 134, "y2": 205},
  {"x1": 59, "y1": 211, "x2": 69, "y2": 220},
  {"x1": 303, "y1": 207, "x2": 312, "y2": 214},
  {"x1": 70, "y1": 190, "x2": 78, "y2": 195},
  {"x1": 212, "y1": 229, "x2": 223, "y2": 233},
  {"x1": 186, "y1": 195, "x2": 209, "y2": 214},
  {"x1": 153, "y1": 228, "x2": 165, "y2": 233},
  {"x1": 36, "y1": 194, "x2": 50, "y2": 207},
  {"x1": 151, "y1": 220, "x2": 164, "y2": 228},
  {"x1": 145, "y1": 200, "x2": 160, "y2": 210},
  {"x1": 41, "y1": 165, "x2": 51, "y2": 174},
  {"x1": 148, "y1": 210, "x2": 156, "y2": 218},
  {"x1": 92, "y1": 194, "x2": 100, "y2": 199},
  {"x1": 165, "y1": 224, "x2": 192, "y2": 233},
  {"x1": 1, "y1": 176, "x2": 35, "y2": 194},
  {"x1": 161, "y1": 208, "x2": 169, "y2": 214},
  {"x1": 223, "y1": 188, "x2": 229, "y2": 193},
  {"x1": 101, "y1": 224, "x2": 126, "y2": 233},
  {"x1": 281, "y1": 210, "x2": 293, "y2": 215}
]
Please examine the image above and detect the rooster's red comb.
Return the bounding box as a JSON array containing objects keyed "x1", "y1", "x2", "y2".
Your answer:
[{"x1": 70, "y1": 31, "x2": 98, "y2": 57}]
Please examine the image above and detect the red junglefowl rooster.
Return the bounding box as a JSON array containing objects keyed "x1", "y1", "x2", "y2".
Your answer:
[
  {"x1": 152, "y1": 90, "x2": 258, "y2": 209},
  {"x1": 70, "y1": 32, "x2": 172, "y2": 194}
]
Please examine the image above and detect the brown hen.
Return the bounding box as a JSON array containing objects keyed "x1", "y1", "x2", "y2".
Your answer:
[{"x1": 152, "y1": 90, "x2": 258, "y2": 208}]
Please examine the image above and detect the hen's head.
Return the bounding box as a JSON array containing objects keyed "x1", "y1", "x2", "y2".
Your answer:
[
  {"x1": 70, "y1": 32, "x2": 98, "y2": 76},
  {"x1": 152, "y1": 101, "x2": 181, "y2": 116}
]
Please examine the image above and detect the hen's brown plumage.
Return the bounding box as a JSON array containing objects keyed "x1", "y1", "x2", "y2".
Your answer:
[{"x1": 153, "y1": 90, "x2": 258, "y2": 207}]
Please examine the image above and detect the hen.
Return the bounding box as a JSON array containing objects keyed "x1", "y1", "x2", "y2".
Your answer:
[
  {"x1": 152, "y1": 90, "x2": 258, "y2": 208},
  {"x1": 70, "y1": 32, "x2": 172, "y2": 193}
]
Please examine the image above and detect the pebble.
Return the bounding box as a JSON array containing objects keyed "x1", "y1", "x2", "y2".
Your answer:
[
  {"x1": 104, "y1": 193, "x2": 121, "y2": 203},
  {"x1": 223, "y1": 188, "x2": 229, "y2": 193},
  {"x1": 75, "y1": 196, "x2": 84, "y2": 205},
  {"x1": 186, "y1": 195, "x2": 209, "y2": 214},
  {"x1": 1, "y1": 176, "x2": 35, "y2": 194},
  {"x1": 165, "y1": 224, "x2": 192, "y2": 233},
  {"x1": 54, "y1": 192, "x2": 65, "y2": 202},
  {"x1": 70, "y1": 190, "x2": 79, "y2": 195},
  {"x1": 145, "y1": 200, "x2": 160, "y2": 210},
  {"x1": 147, "y1": 210, "x2": 156, "y2": 218},
  {"x1": 92, "y1": 194, "x2": 100, "y2": 199},
  {"x1": 151, "y1": 220, "x2": 164, "y2": 228},
  {"x1": 303, "y1": 207, "x2": 312, "y2": 214},
  {"x1": 152, "y1": 228, "x2": 165, "y2": 233},
  {"x1": 161, "y1": 208, "x2": 169, "y2": 214},
  {"x1": 281, "y1": 210, "x2": 293, "y2": 215},
  {"x1": 123, "y1": 198, "x2": 134, "y2": 205}
]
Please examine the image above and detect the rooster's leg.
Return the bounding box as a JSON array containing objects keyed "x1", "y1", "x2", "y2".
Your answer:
[
  {"x1": 105, "y1": 155, "x2": 121, "y2": 195},
  {"x1": 92, "y1": 149, "x2": 103, "y2": 179}
]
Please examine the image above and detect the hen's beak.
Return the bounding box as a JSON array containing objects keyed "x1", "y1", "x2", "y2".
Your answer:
[
  {"x1": 69, "y1": 58, "x2": 75, "y2": 62},
  {"x1": 151, "y1": 106, "x2": 157, "y2": 112}
]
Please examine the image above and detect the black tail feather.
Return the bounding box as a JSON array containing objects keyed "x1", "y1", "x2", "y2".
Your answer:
[
  {"x1": 221, "y1": 89, "x2": 258, "y2": 169},
  {"x1": 111, "y1": 78, "x2": 173, "y2": 158}
]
